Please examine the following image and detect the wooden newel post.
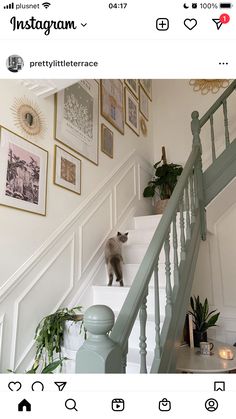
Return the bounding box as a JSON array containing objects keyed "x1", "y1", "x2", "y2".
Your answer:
[
  {"x1": 191, "y1": 111, "x2": 207, "y2": 241},
  {"x1": 75, "y1": 305, "x2": 123, "y2": 373}
]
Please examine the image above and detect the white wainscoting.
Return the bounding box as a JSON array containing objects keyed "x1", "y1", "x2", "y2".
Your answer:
[
  {"x1": 192, "y1": 201, "x2": 236, "y2": 347},
  {"x1": 0, "y1": 151, "x2": 153, "y2": 372}
]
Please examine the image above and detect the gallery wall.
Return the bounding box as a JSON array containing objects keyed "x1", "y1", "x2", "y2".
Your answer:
[{"x1": 0, "y1": 80, "x2": 154, "y2": 286}]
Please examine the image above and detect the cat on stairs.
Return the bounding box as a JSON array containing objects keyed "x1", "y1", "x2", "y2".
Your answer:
[{"x1": 105, "y1": 232, "x2": 128, "y2": 286}]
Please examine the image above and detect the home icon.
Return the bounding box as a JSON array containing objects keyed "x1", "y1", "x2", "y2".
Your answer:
[{"x1": 18, "y1": 399, "x2": 31, "y2": 412}]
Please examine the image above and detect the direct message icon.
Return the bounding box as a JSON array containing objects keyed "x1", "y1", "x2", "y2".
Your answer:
[{"x1": 159, "y1": 398, "x2": 171, "y2": 412}]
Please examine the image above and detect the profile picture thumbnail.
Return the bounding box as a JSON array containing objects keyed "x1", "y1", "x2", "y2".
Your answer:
[{"x1": 6, "y1": 55, "x2": 24, "y2": 73}]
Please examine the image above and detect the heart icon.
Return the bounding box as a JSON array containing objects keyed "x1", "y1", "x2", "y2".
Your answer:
[
  {"x1": 8, "y1": 381, "x2": 22, "y2": 391},
  {"x1": 184, "y1": 18, "x2": 197, "y2": 30}
]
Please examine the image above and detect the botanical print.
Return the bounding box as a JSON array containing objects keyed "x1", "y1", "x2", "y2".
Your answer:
[
  {"x1": 139, "y1": 86, "x2": 149, "y2": 120},
  {"x1": 101, "y1": 80, "x2": 124, "y2": 134},
  {"x1": 56, "y1": 80, "x2": 99, "y2": 165},
  {"x1": 101, "y1": 124, "x2": 113, "y2": 158},
  {"x1": 54, "y1": 145, "x2": 81, "y2": 195},
  {"x1": 64, "y1": 83, "x2": 93, "y2": 143},
  {"x1": 6, "y1": 142, "x2": 40, "y2": 204},
  {"x1": 125, "y1": 79, "x2": 138, "y2": 98},
  {"x1": 139, "y1": 79, "x2": 152, "y2": 100},
  {"x1": 125, "y1": 88, "x2": 139, "y2": 136},
  {"x1": 128, "y1": 98, "x2": 138, "y2": 128},
  {"x1": 61, "y1": 157, "x2": 76, "y2": 185},
  {"x1": 0, "y1": 127, "x2": 48, "y2": 215}
]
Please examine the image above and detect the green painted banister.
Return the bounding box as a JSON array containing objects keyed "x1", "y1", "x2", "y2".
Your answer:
[
  {"x1": 200, "y1": 80, "x2": 236, "y2": 128},
  {"x1": 110, "y1": 145, "x2": 201, "y2": 352}
]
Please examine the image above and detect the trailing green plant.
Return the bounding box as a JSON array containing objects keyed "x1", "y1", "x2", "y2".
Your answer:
[
  {"x1": 143, "y1": 159, "x2": 183, "y2": 200},
  {"x1": 34, "y1": 305, "x2": 84, "y2": 370},
  {"x1": 189, "y1": 296, "x2": 220, "y2": 333},
  {"x1": 7, "y1": 358, "x2": 67, "y2": 374}
]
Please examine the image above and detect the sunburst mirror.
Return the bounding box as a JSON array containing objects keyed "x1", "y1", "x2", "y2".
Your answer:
[
  {"x1": 189, "y1": 79, "x2": 230, "y2": 95},
  {"x1": 11, "y1": 97, "x2": 46, "y2": 138}
]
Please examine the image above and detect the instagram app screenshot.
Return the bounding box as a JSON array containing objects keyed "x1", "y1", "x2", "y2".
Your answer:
[{"x1": 0, "y1": 0, "x2": 236, "y2": 417}]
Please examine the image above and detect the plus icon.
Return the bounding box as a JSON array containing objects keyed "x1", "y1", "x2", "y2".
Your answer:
[{"x1": 156, "y1": 18, "x2": 169, "y2": 31}]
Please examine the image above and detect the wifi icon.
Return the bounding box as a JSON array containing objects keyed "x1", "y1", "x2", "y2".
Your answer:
[{"x1": 42, "y1": 2, "x2": 51, "y2": 8}]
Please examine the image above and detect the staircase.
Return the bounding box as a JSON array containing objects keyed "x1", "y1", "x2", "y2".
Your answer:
[
  {"x1": 93, "y1": 214, "x2": 165, "y2": 373},
  {"x1": 75, "y1": 80, "x2": 236, "y2": 374}
]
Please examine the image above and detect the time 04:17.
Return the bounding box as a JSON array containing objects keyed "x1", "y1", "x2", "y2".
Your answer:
[{"x1": 109, "y1": 3, "x2": 128, "y2": 9}]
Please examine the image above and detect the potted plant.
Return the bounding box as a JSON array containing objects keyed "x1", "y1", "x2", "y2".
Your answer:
[
  {"x1": 143, "y1": 146, "x2": 183, "y2": 214},
  {"x1": 189, "y1": 296, "x2": 220, "y2": 347},
  {"x1": 33, "y1": 305, "x2": 85, "y2": 373}
]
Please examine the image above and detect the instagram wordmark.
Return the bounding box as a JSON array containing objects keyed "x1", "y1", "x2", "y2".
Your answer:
[{"x1": 9, "y1": 16, "x2": 77, "y2": 36}]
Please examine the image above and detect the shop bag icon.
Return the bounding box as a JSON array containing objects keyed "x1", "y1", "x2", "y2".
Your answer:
[{"x1": 159, "y1": 398, "x2": 171, "y2": 411}]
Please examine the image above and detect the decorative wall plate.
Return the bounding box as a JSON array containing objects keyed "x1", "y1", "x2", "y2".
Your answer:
[
  {"x1": 140, "y1": 116, "x2": 147, "y2": 136},
  {"x1": 189, "y1": 79, "x2": 230, "y2": 95},
  {"x1": 11, "y1": 97, "x2": 46, "y2": 138}
]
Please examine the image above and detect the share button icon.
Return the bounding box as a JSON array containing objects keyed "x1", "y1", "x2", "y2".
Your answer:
[{"x1": 54, "y1": 381, "x2": 67, "y2": 391}]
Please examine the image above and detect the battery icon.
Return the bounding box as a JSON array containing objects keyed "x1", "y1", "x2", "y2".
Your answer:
[{"x1": 220, "y1": 3, "x2": 232, "y2": 8}]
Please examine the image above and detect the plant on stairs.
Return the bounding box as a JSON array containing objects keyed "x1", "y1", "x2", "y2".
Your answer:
[
  {"x1": 30, "y1": 306, "x2": 84, "y2": 373},
  {"x1": 143, "y1": 146, "x2": 183, "y2": 213}
]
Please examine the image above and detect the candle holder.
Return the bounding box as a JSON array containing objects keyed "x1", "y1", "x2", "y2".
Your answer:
[{"x1": 219, "y1": 349, "x2": 234, "y2": 360}]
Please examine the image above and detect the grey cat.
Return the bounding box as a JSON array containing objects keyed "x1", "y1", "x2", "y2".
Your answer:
[{"x1": 105, "y1": 232, "x2": 128, "y2": 287}]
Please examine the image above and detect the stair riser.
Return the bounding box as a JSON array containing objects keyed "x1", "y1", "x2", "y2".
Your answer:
[
  {"x1": 93, "y1": 286, "x2": 166, "y2": 316},
  {"x1": 124, "y1": 245, "x2": 181, "y2": 264}
]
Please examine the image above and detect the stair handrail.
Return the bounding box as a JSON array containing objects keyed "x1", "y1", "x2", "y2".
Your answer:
[
  {"x1": 110, "y1": 145, "x2": 201, "y2": 353},
  {"x1": 200, "y1": 80, "x2": 236, "y2": 127}
]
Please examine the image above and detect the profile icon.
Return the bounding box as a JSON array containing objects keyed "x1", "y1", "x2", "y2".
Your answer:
[{"x1": 6, "y1": 55, "x2": 24, "y2": 73}]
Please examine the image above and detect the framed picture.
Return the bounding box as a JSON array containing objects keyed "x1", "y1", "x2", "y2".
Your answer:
[
  {"x1": 139, "y1": 86, "x2": 149, "y2": 121},
  {"x1": 139, "y1": 79, "x2": 152, "y2": 100},
  {"x1": 100, "y1": 79, "x2": 124, "y2": 134},
  {"x1": 125, "y1": 88, "x2": 140, "y2": 136},
  {"x1": 125, "y1": 79, "x2": 139, "y2": 98},
  {"x1": 0, "y1": 126, "x2": 48, "y2": 216},
  {"x1": 55, "y1": 79, "x2": 99, "y2": 165},
  {"x1": 54, "y1": 145, "x2": 81, "y2": 195},
  {"x1": 101, "y1": 124, "x2": 113, "y2": 159}
]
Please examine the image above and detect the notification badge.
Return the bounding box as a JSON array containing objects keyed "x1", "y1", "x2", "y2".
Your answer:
[{"x1": 212, "y1": 13, "x2": 230, "y2": 29}]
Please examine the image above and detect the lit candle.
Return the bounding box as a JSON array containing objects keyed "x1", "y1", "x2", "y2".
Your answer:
[{"x1": 219, "y1": 348, "x2": 234, "y2": 360}]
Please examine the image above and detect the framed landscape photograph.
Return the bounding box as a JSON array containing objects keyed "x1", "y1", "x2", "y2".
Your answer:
[
  {"x1": 139, "y1": 79, "x2": 152, "y2": 100},
  {"x1": 101, "y1": 124, "x2": 113, "y2": 158},
  {"x1": 125, "y1": 79, "x2": 139, "y2": 98},
  {"x1": 55, "y1": 79, "x2": 99, "y2": 165},
  {"x1": 139, "y1": 85, "x2": 149, "y2": 121},
  {"x1": 0, "y1": 126, "x2": 48, "y2": 215},
  {"x1": 100, "y1": 79, "x2": 124, "y2": 134},
  {"x1": 54, "y1": 145, "x2": 81, "y2": 195},
  {"x1": 125, "y1": 88, "x2": 140, "y2": 136}
]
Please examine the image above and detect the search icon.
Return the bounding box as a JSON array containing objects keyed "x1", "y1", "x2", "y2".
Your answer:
[{"x1": 65, "y1": 399, "x2": 78, "y2": 412}]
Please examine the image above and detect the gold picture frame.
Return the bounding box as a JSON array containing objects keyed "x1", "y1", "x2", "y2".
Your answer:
[
  {"x1": 125, "y1": 79, "x2": 139, "y2": 98},
  {"x1": 139, "y1": 79, "x2": 152, "y2": 101},
  {"x1": 139, "y1": 85, "x2": 149, "y2": 121},
  {"x1": 0, "y1": 126, "x2": 48, "y2": 216},
  {"x1": 101, "y1": 124, "x2": 113, "y2": 159},
  {"x1": 55, "y1": 79, "x2": 99, "y2": 165},
  {"x1": 125, "y1": 88, "x2": 140, "y2": 136},
  {"x1": 100, "y1": 79, "x2": 124, "y2": 134},
  {"x1": 54, "y1": 145, "x2": 81, "y2": 195}
]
